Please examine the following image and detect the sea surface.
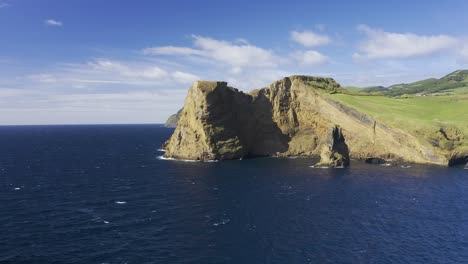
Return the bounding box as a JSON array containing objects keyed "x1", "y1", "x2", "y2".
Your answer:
[{"x1": 0, "y1": 125, "x2": 467, "y2": 264}]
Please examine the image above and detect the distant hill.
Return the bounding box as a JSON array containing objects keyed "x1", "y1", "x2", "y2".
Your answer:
[
  {"x1": 346, "y1": 70, "x2": 468, "y2": 96},
  {"x1": 164, "y1": 108, "x2": 182, "y2": 128}
]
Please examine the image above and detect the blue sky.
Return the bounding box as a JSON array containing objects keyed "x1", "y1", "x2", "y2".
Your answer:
[{"x1": 1, "y1": 0, "x2": 468, "y2": 124}]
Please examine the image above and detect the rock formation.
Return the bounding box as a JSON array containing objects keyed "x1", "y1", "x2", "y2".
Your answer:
[
  {"x1": 164, "y1": 108, "x2": 182, "y2": 128},
  {"x1": 163, "y1": 75, "x2": 459, "y2": 165},
  {"x1": 315, "y1": 126, "x2": 350, "y2": 168}
]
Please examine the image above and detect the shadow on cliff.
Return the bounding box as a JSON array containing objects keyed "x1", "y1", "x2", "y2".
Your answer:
[{"x1": 248, "y1": 93, "x2": 290, "y2": 157}]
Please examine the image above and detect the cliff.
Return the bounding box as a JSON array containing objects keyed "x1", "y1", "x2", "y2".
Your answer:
[{"x1": 163, "y1": 75, "x2": 466, "y2": 166}]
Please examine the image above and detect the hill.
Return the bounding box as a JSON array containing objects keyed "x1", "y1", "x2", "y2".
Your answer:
[
  {"x1": 347, "y1": 70, "x2": 468, "y2": 97},
  {"x1": 162, "y1": 74, "x2": 468, "y2": 166}
]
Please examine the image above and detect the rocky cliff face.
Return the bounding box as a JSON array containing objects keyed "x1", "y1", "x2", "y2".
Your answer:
[
  {"x1": 316, "y1": 126, "x2": 350, "y2": 168},
  {"x1": 163, "y1": 76, "x2": 453, "y2": 165}
]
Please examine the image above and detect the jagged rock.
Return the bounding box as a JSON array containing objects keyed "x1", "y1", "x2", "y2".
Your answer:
[
  {"x1": 162, "y1": 75, "x2": 452, "y2": 165},
  {"x1": 465, "y1": 162, "x2": 468, "y2": 169},
  {"x1": 315, "y1": 126, "x2": 350, "y2": 167},
  {"x1": 365, "y1": 158, "x2": 387, "y2": 165}
]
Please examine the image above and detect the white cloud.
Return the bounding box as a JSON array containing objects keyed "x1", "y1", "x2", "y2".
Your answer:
[
  {"x1": 45, "y1": 19, "x2": 63, "y2": 26},
  {"x1": 0, "y1": 88, "x2": 25, "y2": 97},
  {"x1": 290, "y1": 30, "x2": 331, "y2": 47},
  {"x1": 354, "y1": 24, "x2": 459, "y2": 59},
  {"x1": 291, "y1": 50, "x2": 329, "y2": 66},
  {"x1": 88, "y1": 59, "x2": 169, "y2": 80},
  {"x1": 143, "y1": 35, "x2": 279, "y2": 73},
  {"x1": 143, "y1": 46, "x2": 203, "y2": 56},
  {"x1": 0, "y1": 90, "x2": 188, "y2": 125},
  {"x1": 28, "y1": 74, "x2": 57, "y2": 83},
  {"x1": 193, "y1": 35, "x2": 278, "y2": 67},
  {"x1": 172, "y1": 71, "x2": 200, "y2": 84}
]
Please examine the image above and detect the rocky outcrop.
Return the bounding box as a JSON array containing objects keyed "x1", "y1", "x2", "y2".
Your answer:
[
  {"x1": 163, "y1": 76, "x2": 457, "y2": 165},
  {"x1": 365, "y1": 158, "x2": 387, "y2": 165},
  {"x1": 164, "y1": 108, "x2": 182, "y2": 128},
  {"x1": 315, "y1": 126, "x2": 350, "y2": 168}
]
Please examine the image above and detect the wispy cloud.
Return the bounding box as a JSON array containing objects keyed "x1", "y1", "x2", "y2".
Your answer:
[
  {"x1": 353, "y1": 24, "x2": 459, "y2": 60},
  {"x1": 290, "y1": 30, "x2": 331, "y2": 47},
  {"x1": 290, "y1": 50, "x2": 329, "y2": 65},
  {"x1": 0, "y1": 2, "x2": 10, "y2": 8},
  {"x1": 144, "y1": 35, "x2": 280, "y2": 74},
  {"x1": 45, "y1": 19, "x2": 63, "y2": 26},
  {"x1": 143, "y1": 46, "x2": 203, "y2": 56}
]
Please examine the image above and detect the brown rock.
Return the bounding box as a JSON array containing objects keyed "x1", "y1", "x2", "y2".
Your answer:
[
  {"x1": 315, "y1": 126, "x2": 350, "y2": 167},
  {"x1": 162, "y1": 75, "x2": 452, "y2": 165}
]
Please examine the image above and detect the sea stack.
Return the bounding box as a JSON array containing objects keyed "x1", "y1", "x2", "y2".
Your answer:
[{"x1": 315, "y1": 126, "x2": 350, "y2": 168}]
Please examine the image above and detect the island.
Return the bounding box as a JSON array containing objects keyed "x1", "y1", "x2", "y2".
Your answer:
[{"x1": 162, "y1": 71, "x2": 468, "y2": 167}]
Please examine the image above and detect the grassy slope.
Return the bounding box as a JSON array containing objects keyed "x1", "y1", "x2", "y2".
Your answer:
[
  {"x1": 326, "y1": 92, "x2": 468, "y2": 152},
  {"x1": 354, "y1": 70, "x2": 468, "y2": 97}
]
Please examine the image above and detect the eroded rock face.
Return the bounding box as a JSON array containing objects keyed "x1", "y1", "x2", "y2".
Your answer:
[
  {"x1": 163, "y1": 75, "x2": 454, "y2": 165},
  {"x1": 315, "y1": 126, "x2": 350, "y2": 168}
]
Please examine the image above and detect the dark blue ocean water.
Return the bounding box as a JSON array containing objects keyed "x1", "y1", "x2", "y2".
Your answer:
[{"x1": 1, "y1": 125, "x2": 467, "y2": 264}]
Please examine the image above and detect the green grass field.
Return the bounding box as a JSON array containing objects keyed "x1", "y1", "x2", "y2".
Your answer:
[{"x1": 327, "y1": 93, "x2": 468, "y2": 150}]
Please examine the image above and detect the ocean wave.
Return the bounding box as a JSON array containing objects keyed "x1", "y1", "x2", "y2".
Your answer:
[
  {"x1": 213, "y1": 219, "x2": 230, "y2": 226},
  {"x1": 309, "y1": 165, "x2": 344, "y2": 169},
  {"x1": 380, "y1": 163, "x2": 393, "y2": 167},
  {"x1": 115, "y1": 201, "x2": 127, "y2": 204},
  {"x1": 157, "y1": 149, "x2": 166, "y2": 152},
  {"x1": 156, "y1": 155, "x2": 218, "y2": 163}
]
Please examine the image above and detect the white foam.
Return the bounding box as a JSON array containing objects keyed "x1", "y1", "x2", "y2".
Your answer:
[
  {"x1": 157, "y1": 155, "x2": 218, "y2": 163},
  {"x1": 103, "y1": 221, "x2": 110, "y2": 224},
  {"x1": 14, "y1": 187, "x2": 21, "y2": 190},
  {"x1": 157, "y1": 149, "x2": 166, "y2": 152},
  {"x1": 213, "y1": 219, "x2": 230, "y2": 226},
  {"x1": 309, "y1": 165, "x2": 330, "y2": 169},
  {"x1": 115, "y1": 201, "x2": 127, "y2": 204},
  {"x1": 380, "y1": 163, "x2": 392, "y2": 167}
]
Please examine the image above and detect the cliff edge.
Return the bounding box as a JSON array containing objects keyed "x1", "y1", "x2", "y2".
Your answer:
[{"x1": 163, "y1": 76, "x2": 461, "y2": 166}]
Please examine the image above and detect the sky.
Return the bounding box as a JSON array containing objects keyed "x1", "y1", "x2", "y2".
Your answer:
[{"x1": 1, "y1": 0, "x2": 468, "y2": 125}]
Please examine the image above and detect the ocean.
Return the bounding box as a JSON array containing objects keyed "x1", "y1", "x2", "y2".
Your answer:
[{"x1": 0, "y1": 125, "x2": 467, "y2": 263}]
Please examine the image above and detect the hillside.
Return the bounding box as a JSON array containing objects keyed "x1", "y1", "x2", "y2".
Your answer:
[
  {"x1": 346, "y1": 70, "x2": 468, "y2": 97},
  {"x1": 162, "y1": 75, "x2": 468, "y2": 166}
]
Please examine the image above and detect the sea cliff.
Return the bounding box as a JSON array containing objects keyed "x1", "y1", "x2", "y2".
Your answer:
[{"x1": 163, "y1": 76, "x2": 467, "y2": 166}]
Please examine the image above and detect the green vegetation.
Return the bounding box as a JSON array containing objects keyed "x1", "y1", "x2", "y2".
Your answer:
[
  {"x1": 327, "y1": 92, "x2": 468, "y2": 151},
  {"x1": 353, "y1": 70, "x2": 468, "y2": 97}
]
